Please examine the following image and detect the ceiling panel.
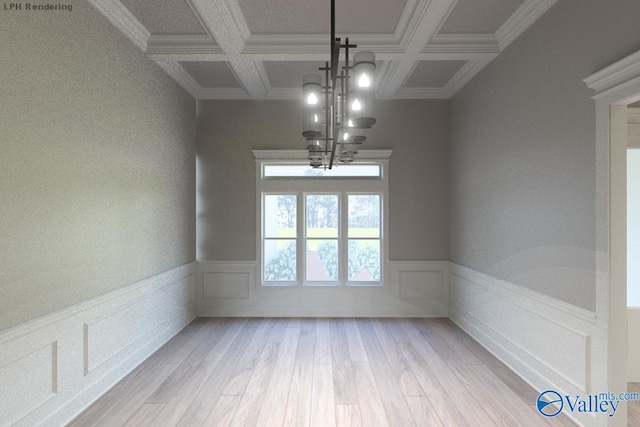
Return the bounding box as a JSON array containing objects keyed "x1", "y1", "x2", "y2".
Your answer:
[
  {"x1": 180, "y1": 62, "x2": 241, "y2": 88},
  {"x1": 264, "y1": 61, "x2": 327, "y2": 88},
  {"x1": 405, "y1": 61, "x2": 466, "y2": 87},
  {"x1": 439, "y1": 0, "x2": 524, "y2": 34},
  {"x1": 238, "y1": 0, "x2": 406, "y2": 35},
  {"x1": 121, "y1": 0, "x2": 206, "y2": 34}
]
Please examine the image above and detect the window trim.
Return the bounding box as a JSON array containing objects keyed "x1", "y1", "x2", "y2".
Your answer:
[{"x1": 255, "y1": 150, "x2": 391, "y2": 288}]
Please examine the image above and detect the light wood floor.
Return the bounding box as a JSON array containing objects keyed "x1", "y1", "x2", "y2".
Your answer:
[{"x1": 69, "y1": 317, "x2": 577, "y2": 427}]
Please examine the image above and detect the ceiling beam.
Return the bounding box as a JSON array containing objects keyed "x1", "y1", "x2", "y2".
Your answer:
[
  {"x1": 187, "y1": 0, "x2": 270, "y2": 99},
  {"x1": 86, "y1": 0, "x2": 149, "y2": 51},
  {"x1": 376, "y1": 0, "x2": 458, "y2": 99}
]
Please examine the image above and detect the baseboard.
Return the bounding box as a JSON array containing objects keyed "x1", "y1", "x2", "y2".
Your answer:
[
  {"x1": 196, "y1": 260, "x2": 449, "y2": 317},
  {"x1": 449, "y1": 263, "x2": 604, "y2": 427},
  {"x1": 0, "y1": 262, "x2": 196, "y2": 427}
]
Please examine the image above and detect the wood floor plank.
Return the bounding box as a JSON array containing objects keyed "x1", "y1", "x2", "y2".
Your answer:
[
  {"x1": 403, "y1": 325, "x2": 498, "y2": 426},
  {"x1": 381, "y1": 317, "x2": 413, "y2": 344},
  {"x1": 287, "y1": 317, "x2": 302, "y2": 328},
  {"x1": 329, "y1": 319, "x2": 358, "y2": 403},
  {"x1": 352, "y1": 361, "x2": 390, "y2": 427},
  {"x1": 409, "y1": 318, "x2": 467, "y2": 366},
  {"x1": 175, "y1": 319, "x2": 263, "y2": 426},
  {"x1": 94, "y1": 363, "x2": 178, "y2": 427},
  {"x1": 203, "y1": 318, "x2": 247, "y2": 362},
  {"x1": 357, "y1": 319, "x2": 414, "y2": 426},
  {"x1": 426, "y1": 318, "x2": 485, "y2": 365},
  {"x1": 148, "y1": 318, "x2": 209, "y2": 366},
  {"x1": 266, "y1": 317, "x2": 290, "y2": 343},
  {"x1": 448, "y1": 363, "x2": 523, "y2": 427},
  {"x1": 343, "y1": 318, "x2": 368, "y2": 362},
  {"x1": 405, "y1": 396, "x2": 444, "y2": 427},
  {"x1": 220, "y1": 318, "x2": 276, "y2": 396},
  {"x1": 467, "y1": 363, "x2": 554, "y2": 426},
  {"x1": 436, "y1": 318, "x2": 501, "y2": 364},
  {"x1": 67, "y1": 363, "x2": 156, "y2": 427},
  {"x1": 315, "y1": 318, "x2": 332, "y2": 364},
  {"x1": 229, "y1": 342, "x2": 280, "y2": 426},
  {"x1": 490, "y1": 359, "x2": 541, "y2": 403},
  {"x1": 397, "y1": 343, "x2": 469, "y2": 427},
  {"x1": 202, "y1": 395, "x2": 241, "y2": 427},
  {"x1": 335, "y1": 403, "x2": 363, "y2": 427},
  {"x1": 371, "y1": 318, "x2": 423, "y2": 397},
  {"x1": 402, "y1": 323, "x2": 462, "y2": 388},
  {"x1": 283, "y1": 319, "x2": 316, "y2": 427},
  {"x1": 151, "y1": 360, "x2": 218, "y2": 425},
  {"x1": 122, "y1": 403, "x2": 164, "y2": 427},
  {"x1": 256, "y1": 326, "x2": 300, "y2": 426},
  {"x1": 310, "y1": 363, "x2": 336, "y2": 427}
]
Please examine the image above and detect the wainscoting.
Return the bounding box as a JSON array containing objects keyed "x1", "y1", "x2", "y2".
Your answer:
[
  {"x1": 2, "y1": 260, "x2": 608, "y2": 426},
  {"x1": 629, "y1": 308, "x2": 640, "y2": 382},
  {"x1": 0, "y1": 263, "x2": 196, "y2": 427},
  {"x1": 196, "y1": 260, "x2": 449, "y2": 317},
  {"x1": 449, "y1": 263, "x2": 603, "y2": 427}
]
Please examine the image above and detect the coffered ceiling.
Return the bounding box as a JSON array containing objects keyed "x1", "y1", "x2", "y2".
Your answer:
[{"x1": 90, "y1": 0, "x2": 556, "y2": 100}]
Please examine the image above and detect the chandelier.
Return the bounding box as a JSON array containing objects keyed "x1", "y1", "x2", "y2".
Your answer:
[{"x1": 301, "y1": 0, "x2": 377, "y2": 169}]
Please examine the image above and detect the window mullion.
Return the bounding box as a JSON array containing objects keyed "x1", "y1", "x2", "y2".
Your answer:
[
  {"x1": 297, "y1": 192, "x2": 304, "y2": 285},
  {"x1": 340, "y1": 192, "x2": 348, "y2": 285}
]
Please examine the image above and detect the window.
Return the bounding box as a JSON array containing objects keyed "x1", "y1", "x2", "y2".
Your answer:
[{"x1": 255, "y1": 150, "x2": 390, "y2": 287}]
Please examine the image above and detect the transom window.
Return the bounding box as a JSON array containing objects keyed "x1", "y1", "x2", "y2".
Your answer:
[{"x1": 254, "y1": 150, "x2": 391, "y2": 287}]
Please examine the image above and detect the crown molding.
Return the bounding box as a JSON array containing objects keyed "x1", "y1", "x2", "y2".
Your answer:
[
  {"x1": 495, "y1": 0, "x2": 557, "y2": 50},
  {"x1": 393, "y1": 87, "x2": 449, "y2": 99},
  {"x1": 265, "y1": 88, "x2": 301, "y2": 100},
  {"x1": 584, "y1": 50, "x2": 640, "y2": 99},
  {"x1": 198, "y1": 88, "x2": 252, "y2": 100},
  {"x1": 154, "y1": 61, "x2": 202, "y2": 98},
  {"x1": 86, "y1": 0, "x2": 149, "y2": 51},
  {"x1": 423, "y1": 34, "x2": 500, "y2": 54},
  {"x1": 443, "y1": 58, "x2": 494, "y2": 97},
  {"x1": 146, "y1": 34, "x2": 223, "y2": 55}
]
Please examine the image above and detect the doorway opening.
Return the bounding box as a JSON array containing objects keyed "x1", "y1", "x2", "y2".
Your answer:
[{"x1": 626, "y1": 105, "x2": 640, "y2": 424}]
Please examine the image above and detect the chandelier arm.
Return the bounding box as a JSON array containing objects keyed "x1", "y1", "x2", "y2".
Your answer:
[{"x1": 324, "y1": 61, "x2": 330, "y2": 158}]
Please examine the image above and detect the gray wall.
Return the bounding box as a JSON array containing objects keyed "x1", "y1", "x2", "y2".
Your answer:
[
  {"x1": 197, "y1": 100, "x2": 449, "y2": 261},
  {"x1": 449, "y1": 0, "x2": 640, "y2": 311},
  {"x1": 0, "y1": 2, "x2": 196, "y2": 331}
]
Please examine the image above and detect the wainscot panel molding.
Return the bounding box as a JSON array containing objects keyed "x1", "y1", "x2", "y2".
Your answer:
[
  {"x1": 0, "y1": 263, "x2": 196, "y2": 427},
  {"x1": 449, "y1": 263, "x2": 603, "y2": 427},
  {"x1": 629, "y1": 308, "x2": 640, "y2": 382},
  {"x1": 196, "y1": 260, "x2": 448, "y2": 317}
]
